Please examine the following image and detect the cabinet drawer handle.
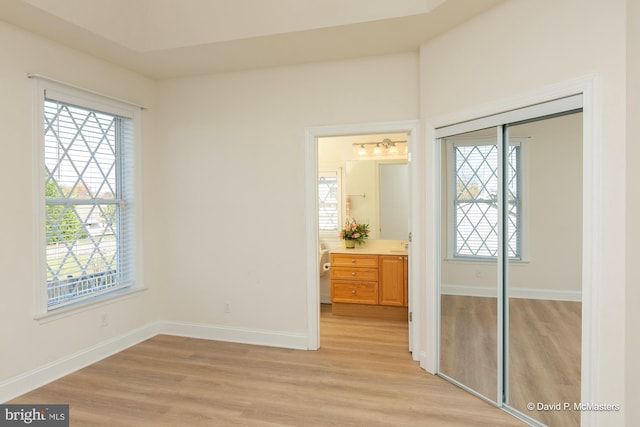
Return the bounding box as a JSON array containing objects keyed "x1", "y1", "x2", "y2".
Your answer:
[
  {"x1": 351, "y1": 290, "x2": 357, "y2": 295},
  {"x1": 351, "y1": 272, "x2": 356, "y2": 276},
  {"x1": 351, "y1": 259, "x2": 356, "y2": 263}
]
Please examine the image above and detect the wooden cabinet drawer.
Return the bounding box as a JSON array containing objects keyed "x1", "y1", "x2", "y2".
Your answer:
[
  {"x1": 330, "y1": 267, "x2": 378, "y2": 282},
  {"x1": 331, "y1": 280, "x2": 378, "y2": 305},
  {"x1": 330, "y1": 254, "x2": 378, "y2": 268}
]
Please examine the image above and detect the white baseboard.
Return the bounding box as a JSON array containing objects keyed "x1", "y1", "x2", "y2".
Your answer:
[
  {"x1": 0, "y1": 322, "x2": 160, "y2": 403},
  {"x1": 419, "y1": 351, "x2": 436, "y2": 374},
  {"x1": 441, "y1": 284, "x2": 497, "y2": 298},
  {"x1": 159, "y1": 321, "x2": 308, "y2": 350},
  {"x1": 1, "y1": 320, "x2": 310, "y2": 404},
  {"x1": 441, "y1": 283, "x2": 582, "y2": 301}
]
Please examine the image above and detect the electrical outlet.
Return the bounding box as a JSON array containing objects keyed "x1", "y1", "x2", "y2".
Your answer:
[
  {"x1": 224, "y1": 302, "x2": 231, "y2": 313},
  {"x1": 475, "y1": 269, "x2": 483, "y2": 278},
  {"x1": 101, "y1": 313, "x2": 109, "y2": 327}
]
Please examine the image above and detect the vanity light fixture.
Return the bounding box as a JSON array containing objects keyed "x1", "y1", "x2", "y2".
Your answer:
[{"x1": 352, "y1": 138, "x2": 407, "y2": 156}]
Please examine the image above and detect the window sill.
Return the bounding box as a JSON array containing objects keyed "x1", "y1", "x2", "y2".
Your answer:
[
  {"x1": 34, "y1": 287, "x2": 147, "y2": 324},
  {"x1": 445, "y1": 258, "x2": 530, "y2": 265}
]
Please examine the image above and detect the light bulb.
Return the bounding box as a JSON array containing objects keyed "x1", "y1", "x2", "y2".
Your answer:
[
  {"x1": 373, "y1": 144, "x2": 382, "y2": 155},
  {"x1": 357, "y1": 145, "x2": 366, "y2": 155}
]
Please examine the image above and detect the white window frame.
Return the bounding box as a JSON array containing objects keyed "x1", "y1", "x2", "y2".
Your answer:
[
  {"x1": 32, "y1": 77, "x2": 144, "y2": 317},
  {"x1": 445, "y1": 137, "x2": 527, "y2": 261},
  {"x1": 318, "y1": 168, "x2": 342, "y2": 236}
]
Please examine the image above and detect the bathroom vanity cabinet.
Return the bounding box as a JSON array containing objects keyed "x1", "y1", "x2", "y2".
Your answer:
[
  {"x1": 329, "y1": 242, "x2": 408, "y2": 320},
  {"x1": 378, "y1": 255, "x2": 408, "y2": 307},
  {"x1": 330, "y1": 254, "x2": 379, "y2": 305}
]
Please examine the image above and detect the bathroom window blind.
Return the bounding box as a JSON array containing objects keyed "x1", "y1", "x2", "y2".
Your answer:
[{"x1": 319, "y1": 171, "x2": 340, "y2": 231}]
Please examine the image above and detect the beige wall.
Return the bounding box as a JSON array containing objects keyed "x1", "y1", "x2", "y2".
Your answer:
[
  {"x1": 0, "y1": 21, "x2": 159, "y2": 384},
  {"x1": 626, "y1": 0, "x2": 640, "y2": 425},
  {"x1": 344, "y1": 160, "x2": 378, "y2": 238},
  {"x1": 421, "y1": 0, "x2": 626, "y2": 424},
  {"x1": 153, "y1": 54, "x2": 419, "y2": 333}
]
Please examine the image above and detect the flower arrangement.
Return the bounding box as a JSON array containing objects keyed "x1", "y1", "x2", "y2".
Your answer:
[{"x1": 339, "y1": 218, "x2": 370, "y2": 245}]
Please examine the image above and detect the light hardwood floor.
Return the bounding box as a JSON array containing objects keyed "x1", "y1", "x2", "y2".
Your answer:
[
  {"x1": 508, "y1": 298, "x2": 581, "y2": 427},
  {"x1": 10, "y1": 305, "x2": 525, "y2": 426},
  {"x1": 440, "y1": 296, "x2": 581, "y2": 427}
]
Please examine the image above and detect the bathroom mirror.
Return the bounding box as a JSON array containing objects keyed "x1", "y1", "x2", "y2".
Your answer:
[{"x1": 345, "y1": 159, "x2": 408, "y2": 240}]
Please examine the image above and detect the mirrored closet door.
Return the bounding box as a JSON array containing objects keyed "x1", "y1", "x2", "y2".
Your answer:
[
  {"x1": 437, "y1": 97, "x2": 583, "y2": 426},
  {"x1": 439, "y1": 127, "x2": 500, "y2": 403},
  {"x1": 505, "y1": 112, "x2": 582, "y2": 426}
]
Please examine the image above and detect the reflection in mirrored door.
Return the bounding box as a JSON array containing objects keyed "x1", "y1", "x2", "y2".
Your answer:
[
  {"x1": 505, "y1": 112, "x2": 582, "y2": 426},
  {"x1": 437, "y1": 95, "x2": 584, "y2": 427},
  {"x1": 439, "y1": 127, "x2": 500, "y2": 403}
]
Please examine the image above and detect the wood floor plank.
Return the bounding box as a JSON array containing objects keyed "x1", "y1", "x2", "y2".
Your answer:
[
  {"x1": 9, "y1": 304, "x2": 525, "y2": 426},
  {"x1": 440, "y1": 296, "x2": 581, "y2": 427}
]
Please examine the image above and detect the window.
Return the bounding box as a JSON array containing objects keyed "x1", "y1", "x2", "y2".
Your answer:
[
  {"x1": 318, "y1": 170, "x2": 341, "y2": 232},
  {"x1": 452, "y1": 141, "x2": 521, "y2": 259},
  {"x1": 39, "y1": 83, "x2": 138, "y2": 310}
]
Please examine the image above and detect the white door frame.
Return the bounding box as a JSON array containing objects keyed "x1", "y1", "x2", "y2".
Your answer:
[{"x1": 304, "y1": 120, "x2": 420, "y2": 360}]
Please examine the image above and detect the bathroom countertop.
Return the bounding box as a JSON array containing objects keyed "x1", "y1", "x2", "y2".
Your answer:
[{"x1": 329, "y1": 239, "x2": 408, "y2": 256}]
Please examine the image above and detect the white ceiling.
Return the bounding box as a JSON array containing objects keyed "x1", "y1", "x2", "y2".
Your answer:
[{"x1": 0, "y1": 0, "x2": 503, "y2": 79}]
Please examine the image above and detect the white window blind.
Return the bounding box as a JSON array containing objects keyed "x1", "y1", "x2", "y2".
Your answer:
[
  {"x1": 453, "y1": 142, "x2": 521, "y2": 259},
  {"x1": 44, "y1": 96, "x2": 135, "y2": 309},
  {"x1": 319, "y1": 171, "x2": 340, "y2": 232}
]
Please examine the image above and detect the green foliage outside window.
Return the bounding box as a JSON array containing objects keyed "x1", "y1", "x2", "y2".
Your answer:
[{"x1": 45, "y1": 179, "x2": 88, "y2": 244}]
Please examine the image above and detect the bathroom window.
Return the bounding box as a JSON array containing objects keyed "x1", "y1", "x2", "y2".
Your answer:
[
  {"x1": 37, "y1": 80, "x2": 139, "y2": 312},
  {"x1": 318, "y1": 170, "x2": 341, "y2": 232}
]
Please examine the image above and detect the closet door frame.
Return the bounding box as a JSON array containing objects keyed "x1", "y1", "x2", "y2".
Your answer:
[{"x1": 428, "y1": 76, "x2": 598, "y2": 426}]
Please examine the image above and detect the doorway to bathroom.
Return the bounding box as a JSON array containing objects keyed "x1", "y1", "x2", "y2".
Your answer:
[
  {"x1": 317, "y1": 133, "x2": 409, "y2": 304},
  {"x1": 304, "y1": 120, "x2": 420, "y2": 357}
]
